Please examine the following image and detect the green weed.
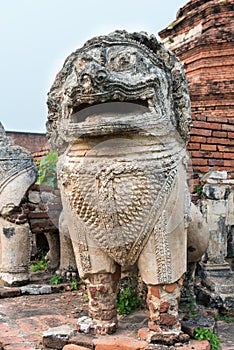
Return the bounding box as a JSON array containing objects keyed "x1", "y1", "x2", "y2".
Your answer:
[
  {"x1": 30, "y1": 257, "x2": 47, "y2": 272},
  {"x1": 194, "y1": 327, "x2": 222, "y2": 350},
  {"x1": 71, "y1": 279, "x2": 78, "y2": 291},
  {"x1": 36, "y1": 151, "x2": 58, "y2": 189},
  {"x1": 50, "y1": 275, "x2": 62, "y2": 285},
  {"x1": 117, "y1": 286, "x2": 141, "y2": 315}
]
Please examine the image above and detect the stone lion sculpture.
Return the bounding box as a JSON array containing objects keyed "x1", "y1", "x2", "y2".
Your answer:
[
  {"x1": 46, "y1": 31, "x2": 208, "y2": 340},
  {"x1": 0, "y1": 123, "x2": 37, "y2": 286}
]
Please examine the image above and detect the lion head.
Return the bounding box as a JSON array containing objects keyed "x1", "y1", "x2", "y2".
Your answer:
[{"x1": 47, "y1": 30, "x2": 192, "y2": 152}]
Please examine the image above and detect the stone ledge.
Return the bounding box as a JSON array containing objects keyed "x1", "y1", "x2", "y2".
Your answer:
[{"x1": 0, "y1": 282, "x2": 70, "y2": 298}]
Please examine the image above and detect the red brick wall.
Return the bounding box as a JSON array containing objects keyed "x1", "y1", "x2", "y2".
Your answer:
[
  {"x1": 6, "y1": 131, "x2": 48, "y2": 153},
  {"x1": 159, "y1": 0, "x2": 234, "y2": 184},
  {"x1": 6, "y1": 131, "x2": 50, "y2": 164}
]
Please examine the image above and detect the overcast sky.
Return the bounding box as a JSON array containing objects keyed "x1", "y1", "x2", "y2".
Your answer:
[{"x1": 0, "y1": 0, "x2": 187, "y2": 133}]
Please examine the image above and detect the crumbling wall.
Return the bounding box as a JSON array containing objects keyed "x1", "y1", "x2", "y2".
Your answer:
[{"x1": 26, "y1": 184, "x2": 62, "y2": 270}]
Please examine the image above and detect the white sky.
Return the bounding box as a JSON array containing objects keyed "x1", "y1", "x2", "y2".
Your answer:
[{"x1": 0, "y1": 0, "x2": 187, "y2": 133}]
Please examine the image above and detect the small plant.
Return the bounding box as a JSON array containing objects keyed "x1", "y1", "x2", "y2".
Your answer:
[
  {"x1": 84, "y1": 293, "x2": 89, "y2": 303},
  {"x1": 194, "y1": 185, "x2": 203, "y2": 195},
  {"x1": 50, "y1": 275, "x2": 62, "y2": 285},
  {"x1": 186, "y1": 296, "x2": 198, "y2": 316},
  {"x1": 36, "y1": 151, "x2": 58, "y2": 189},
  {"x1": 117, "y1": 286, "x2": 141, "y2": 315},
  {"x1": 194, "y1": 327, "x2": 222, "y2": 350},
  {"x1": 71, "y1": 279, "x2": 78, "y2": 291},
  {"x1": 30, "y1": 257, "x2": 47, "y2": 272}
]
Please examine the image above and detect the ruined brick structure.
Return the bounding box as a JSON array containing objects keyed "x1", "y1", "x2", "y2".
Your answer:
[
  {"x1": 159, "y1": 0, "x2": 234, "y2": 186},
  {"x1": 26, "y1": 184, "x2": 62, "y2": 270},
  {"x1": 4, "y1": 132, "x2": 61, "y2": 267},
  {"x1": 159, "y1": 0, "x2": 234, "y2": 308}
]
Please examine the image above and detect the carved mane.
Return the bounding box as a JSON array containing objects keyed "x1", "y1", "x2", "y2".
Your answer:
[{"x1": 46, "y1": 30, "x2": 192, "y2": 151}]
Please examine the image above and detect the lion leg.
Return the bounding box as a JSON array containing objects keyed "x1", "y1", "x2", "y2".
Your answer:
[
  {"x1": 78, "y1": 266, "x2": 121, "y2": 335},
  {"x1": 56, "y1": 211, "x2": 78, "y2": 280},
  {"x1": 147, "y1": 280, "x2": 183, "y2": 335}
]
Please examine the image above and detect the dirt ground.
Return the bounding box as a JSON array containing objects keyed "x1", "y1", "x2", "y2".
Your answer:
[{"x1": 0, "y1": 272, "x2": 234, "y2": 349}]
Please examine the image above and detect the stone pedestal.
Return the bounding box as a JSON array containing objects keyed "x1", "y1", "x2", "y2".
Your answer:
[
  {"x1": 0, "y1": 219, "x2": 32, "y2": 286},
  {"x1": 199, "y1": 171, "x2": 234, "y2": 308}
]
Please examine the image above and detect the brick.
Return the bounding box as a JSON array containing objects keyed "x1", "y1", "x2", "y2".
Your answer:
[
  {"x1": 93, "y1": 336, "x2": 148, "y2": 350},
  {"x1": 48, "y1": 204, "x2": 62, "y2": 210},
  {"x1": 208, "y1": 159, "x2": 224, "y2": 166},
  {"x1": 201, "y1": 144, "x2": 217, "y2": 151},
  {"x1": 38, "y1": 184, "x2": 54, "y2": 191},
  {"x1": 191, "y1": 151, "x2": 205, "y2": 157},
  {"x1": 208, "y1": 152, "x2": 224, "y2": 159},
  {"x1": 164, "y1": 283, "x2": 177, "y2": 293},
  {"x1": 218, "y1": 145, "x2": 234, "y2": 152},
  {"x1": 160, "y1": 313, "x2": 177, "y2": 326},
  {"x1": 191, "y1": 158, "x2": 208, "y2": 166},
  {"x1": 16, "y1": 317, "x2": 47, "y2": 333},
  {"x1": 30, "y1": 184, "x2": 41, "y2": 191},
  {"x1": 190, "y1": 136, "x2": 207, "y2": 143},
  {"x1": 222, "y1": 123, "x2": 234, "y2": 131},
  {"x1": 190, "y1": 128, "x2": 212, "y2": 136},
  {"x1": 69, "y1": 334, "x2": 94, "y2": 349},
  {"x1": 207, "y1": 137, "x2": 234, "y2": 145},
  {"x1": 194, "y1": 114, "x2": 207, "y2": 121},
  {"x1": 148, "y1": 285, "x2": 160, "y2": 299},
  {"x1": 0, "y1": 323, "x2": 21, "y2": 337},
  {"x1": 187, "y1": 143, "x2": 200, "y2": 150},
  {"x1": 43, "y1": 336, "x2": 68, "y2": 349},
  {"x1": 28, "y1": 212, "x2": 49, "y2": 219},
  {"x1": 138, "y1": 327, "x2": 152, "y2": 341},
  {"x1": 224, "y1": 160, "x2": 234, "y2": 167},
  {"x1": 159, "y1": 301, "x2": 170, "y2": 313},
  {"x1": 4, "y1": 343, "x2": 33, "y2": 350},
  {"x1": 39, "y1": 315, "x2": 68, "y2": 328},
  {"x1": 192, "y1": 165, "x2": 209, "y2": 173},
  {"x1": 193, "y1": 121, "x2": 222, "y2": 130},
  {"x1": 30, "y1": 221, "x2": 47, "y2": 229},
  {"x1": 228, "y1": 132, "x2": 234, "y2": 138},
  {"x1": 212, "y1": 131, "x2": 228, "y2": 137},
  {"x1": 207, "y1": 116, "x2": 228, "y2": 123},
  {"x1": 63, "y1": 345, "x2": 90, "y2": 350},
  {"x1": 214, "y1": 166, "x2": 234, "y2": 173},
  {"x1": 223, "y1": 153, "x2": 234, "y2": 159},
  {"x1": 0, "y1": 287, "x2": 21, "y2": 298}
]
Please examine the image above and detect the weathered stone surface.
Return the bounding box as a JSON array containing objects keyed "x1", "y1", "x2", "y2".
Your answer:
[
  {"x1": 0, "y1": 123, "x2": 37, "y2": 286},
  {"x1": 68, "y1": 333, "x2": 95, "y2": 349},
  {"x1": 0, "y1": 123, "x2": 37, "y2": 217},
  {"x1": 45, "y1": 30, "x2": 208, "y2": 336},
  {"x1": 198, "y1": 171, "x2": 234, "y2": 308},
  {"x1": 43, "y1": 324, "x2": 77, "y2": 349},
  {"x1": 181, "y1": 315, "x2": 215, "y2": 337},
  {"x1": 187, "y1": 203, "x2": 209, "y2": 263},
  {"x1": 20, "y1": 284, "x2": 52, "y2": 295}
]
